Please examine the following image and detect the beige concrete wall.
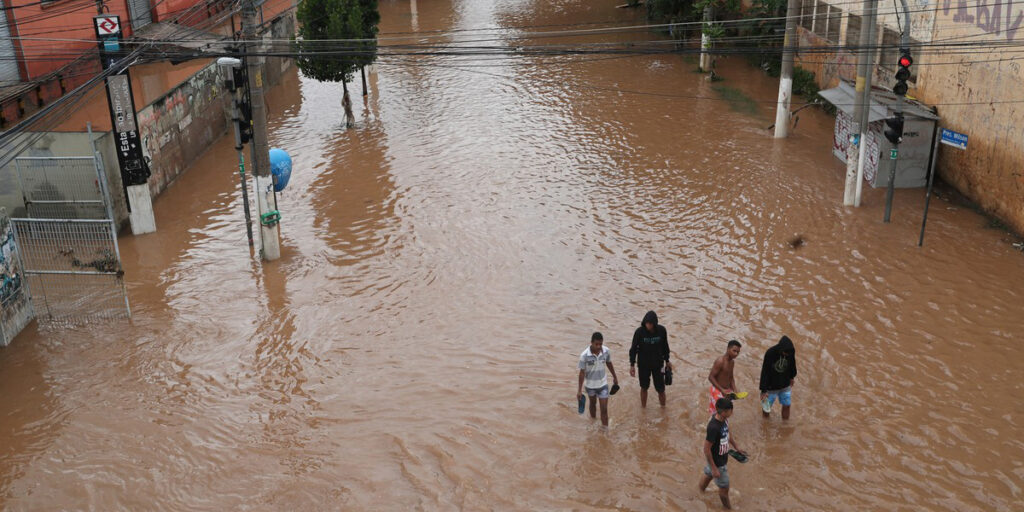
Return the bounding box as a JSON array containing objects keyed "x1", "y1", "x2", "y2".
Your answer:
[{"x1": 915, "y1": 1, "x2": 1024, "y2": 234}]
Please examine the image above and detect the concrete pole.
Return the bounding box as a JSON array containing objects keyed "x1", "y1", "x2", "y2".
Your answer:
[
  {"x1": 773, "y1": 0, "x2": 800, "y2": 138},
  {"x1": 699, "y1": 5, "x2": 712, "y2": 72},
  {"x1": 95, "y1": 10, "x2": 156, "y2": 234},
  {"x1": 844, "y1": 0, "x2": 874, "y2": 205},
  {"x1": 242, "y1": 0, "x2": 280, "y2": 261},
  {"x1": 853, "y1": 0, "x2": 879, "y2": 206}
]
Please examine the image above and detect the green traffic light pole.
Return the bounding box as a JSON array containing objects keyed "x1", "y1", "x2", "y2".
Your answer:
[
  {"x1": 218, "y1": 57, "x2": 255, "y2": 247},
  {"x1": 883, "y1": 0, "x2": 913, "y2": 224}
]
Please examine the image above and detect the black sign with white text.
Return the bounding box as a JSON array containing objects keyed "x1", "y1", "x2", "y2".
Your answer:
[{"x1": 104, "y1": 73, "x2": 150, "y2": 186}]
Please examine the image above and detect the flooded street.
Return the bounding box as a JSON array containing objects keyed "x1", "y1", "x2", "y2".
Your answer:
[{"x1": 2, "y1": 0, "x2": 1024, "y2": 509}]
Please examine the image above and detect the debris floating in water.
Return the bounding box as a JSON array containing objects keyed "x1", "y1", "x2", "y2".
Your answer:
[{"x1": 788, "y1": 235, "x2": 806, "y2": 249}]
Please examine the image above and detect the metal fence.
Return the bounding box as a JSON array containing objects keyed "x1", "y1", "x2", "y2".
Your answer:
[
  {"x1": 11, "y1": 218, "x2": 129, "y2": 324},
  {"x1": 9, "y1": 154, "x2": 130, "y2": 326},
  {"x1": 15, "y1": 156, "x2": 109, "y2": 220}
]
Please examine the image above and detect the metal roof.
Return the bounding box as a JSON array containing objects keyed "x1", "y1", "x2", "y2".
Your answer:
[
  {"x1": 818, "y1": 80, "x2": 939, "y2": 121},
  {"x1": 132, "y1": 22, "x2": 232, "y2": 54}
]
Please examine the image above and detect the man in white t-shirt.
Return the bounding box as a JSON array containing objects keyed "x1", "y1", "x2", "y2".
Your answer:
[{"x1": 577, "y1": 332, "x2": 620, "y2": 426}]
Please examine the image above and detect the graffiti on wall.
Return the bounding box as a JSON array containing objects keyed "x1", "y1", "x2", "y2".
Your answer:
[
  {"x1": 941, "y1": 0, "x2": 1024, "y2": 41},
  {"x1": 0, "y1": 207, "x2": 32, "y2": 347},
  {"x1": 833, "y1": 111, "x2": 882, "y2": 182},
  {"x1": 136, "y1": 62, "x2": 227, "y2": 193}
]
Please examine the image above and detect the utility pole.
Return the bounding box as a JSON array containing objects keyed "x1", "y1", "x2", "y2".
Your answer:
[
  {"x1": 844, "y1": 0, "x2": 875, "y2": 204},
  {"x1": 773, "y1": 0, "x2": 799, "y2": 138},
  {"x1": 699, "y1": 3, "x2": 713, "y2": 72},
  {"x1": 95, "y1": 6, "x2": 155, "y2": 234},
  {"x1": 853, "y1": 0, "x2": 879, "y2": 206},
  {"x1": 241, "y1": 0, "x2": 280, "y2": 261}
]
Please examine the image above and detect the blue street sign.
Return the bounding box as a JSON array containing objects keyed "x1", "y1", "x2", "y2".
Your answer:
[{"x1": 940, "y1": 128, "x2": 968, "y2": 150}]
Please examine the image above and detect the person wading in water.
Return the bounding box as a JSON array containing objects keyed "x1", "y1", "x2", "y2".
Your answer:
[
  {"x1": 708, "y1": 340, "x2": 742, "y2": 415},
  {"x1": 628, "y1": 310, "x2": 671, "y2": 407},
  {"x1": 759, "y1": 335, "x2": 797, "y2": 419},
  {"x1": 700, "y1": 397, "x2": 747, "y2": 509},
  {"x1": 576, "y1": 332, "x2": 619, "y2": 426}
]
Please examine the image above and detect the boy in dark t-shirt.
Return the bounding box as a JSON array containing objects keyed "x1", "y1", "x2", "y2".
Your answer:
[{"x1": 699, "y1": 398, "x2": 747, "y2": 509}]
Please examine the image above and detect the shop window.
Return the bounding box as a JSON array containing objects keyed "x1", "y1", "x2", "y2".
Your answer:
[
  {"x1": 800, "y1": 0, "x2": 815, "y2": 30},
  {"x1": 879, "y1": 28, "x2": 900, "y2": 70},
  {"x1": 814, "y1": 1, "x2": 828, "y2": 37},
  {"x1": 846, "y1": 14, "x2": 861, "y2": 48},
  {"x1": 827, "y1": 7, "x2": 842, "y2": 42}
]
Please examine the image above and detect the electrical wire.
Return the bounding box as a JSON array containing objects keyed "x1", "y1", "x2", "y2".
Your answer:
[
  {"x1": 5, "y1": 0, "x2": 1024, "y2": 150},
  {"x1": 374, "y1": 56, "x2": 1024, "y2": 108},
  {"x1": 0, "y1": 0, "x2": 231, "y2": 159}
]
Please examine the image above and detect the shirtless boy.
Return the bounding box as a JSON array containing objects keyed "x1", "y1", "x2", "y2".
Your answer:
[{"x1": 708, "y1": 340, "x2": 741, "y2": 415}]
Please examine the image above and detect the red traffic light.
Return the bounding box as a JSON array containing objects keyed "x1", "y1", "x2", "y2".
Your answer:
[{"x1": 899, "y1": 55, "x2": 913, "y2": 67}]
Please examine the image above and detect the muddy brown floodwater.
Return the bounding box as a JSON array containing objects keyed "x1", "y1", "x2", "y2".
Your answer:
[{"x1": 2, "y1": 0, "x2": 1023, "y2": 510}]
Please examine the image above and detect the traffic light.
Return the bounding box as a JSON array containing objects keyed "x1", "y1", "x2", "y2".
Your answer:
[
  {"x1": 893, "y1": 49, "x2": 913, "y2": 96},
  {"x1": 884, "y1": 113, "x2": 904, "y2": 145}
]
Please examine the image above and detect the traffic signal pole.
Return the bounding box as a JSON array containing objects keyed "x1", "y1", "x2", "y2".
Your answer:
[
  {"x1": 883, "y1": 0, "x2": 913, "y2": 223},
  {"x1": 218, "y1": 57, "x2": 254, "y2": 247}
]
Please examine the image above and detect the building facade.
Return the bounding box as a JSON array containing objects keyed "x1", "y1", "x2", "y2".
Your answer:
[
  {"x1": 0, "y1": 0, "x2": 291, "y2": 128},
  {"x1": 794, "y1": 0, "x2": 1024, "y2": 234}
]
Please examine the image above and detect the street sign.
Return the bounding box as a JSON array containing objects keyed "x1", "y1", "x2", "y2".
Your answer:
[
  {"x1": 104, "y1": 73, "x2": 149, "y2": 186},
  {"x1": 890, "y1": 148, "x2": 898, "y2": 159},
  {"x1": 940, "y1": 128, "x2": 968, "y2": 150},
  {"x1": 94, "y1": 15, "x2": 120, "y2": 36}
]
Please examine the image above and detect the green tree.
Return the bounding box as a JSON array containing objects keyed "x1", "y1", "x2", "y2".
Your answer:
[
  {"x1": 295, "y1": 0, "x2": 379, "y2": 127},
  {"x1": 646, "y1": 0, "x2": 698, "y2": 24}
]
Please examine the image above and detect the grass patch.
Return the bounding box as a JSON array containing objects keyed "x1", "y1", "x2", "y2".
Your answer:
[{"x1": 712, "y1": 85, "x2": 759, "y2": 116}]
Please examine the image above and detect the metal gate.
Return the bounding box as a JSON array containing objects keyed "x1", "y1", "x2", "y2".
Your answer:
[{"x1": 12, "y1": 156, "x2": 130, "y2": 325}]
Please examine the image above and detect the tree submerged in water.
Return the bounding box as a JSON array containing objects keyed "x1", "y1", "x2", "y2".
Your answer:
[{"x1": 295, "y1": 0, "x2": 380, "y2": 127}]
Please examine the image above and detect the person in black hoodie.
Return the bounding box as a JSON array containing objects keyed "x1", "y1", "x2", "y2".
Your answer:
[
  {"x1": 629, "y1": 311, "x2": 672, "y2": 407},
  {"x1": 759, "y1": 335, "x2": 797, "y2": 419}
]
